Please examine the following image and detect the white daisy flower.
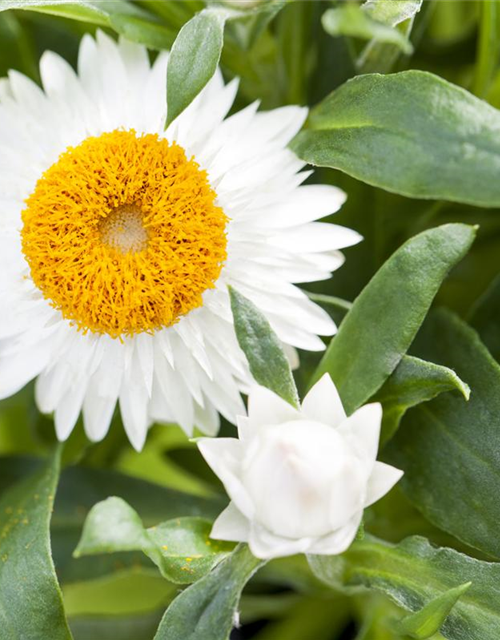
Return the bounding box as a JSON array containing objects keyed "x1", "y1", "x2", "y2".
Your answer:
[{"x1": 0, "y1": 32, "x2": 361, "y2": 450}]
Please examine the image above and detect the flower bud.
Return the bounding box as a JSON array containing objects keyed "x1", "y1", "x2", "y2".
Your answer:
[{"x1": 198, "y1": 374, "x2": 403, "y2": 560}]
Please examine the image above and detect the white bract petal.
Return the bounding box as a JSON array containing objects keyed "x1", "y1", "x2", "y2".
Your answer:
[
  {"x1": 198, "y1": 375, "x2": 403, "y2": 560},
  {"x1": 1, "y1": 32, "x2": 359, "y2": 450}
]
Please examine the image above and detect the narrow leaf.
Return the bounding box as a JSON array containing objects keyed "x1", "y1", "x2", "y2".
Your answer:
[
  {"x1": 375, "y1": 354, "x2": 470, "y2": 444},
  {"x1": 312, "y1": 224, "x2": 476, "y2": 415},
  {"x1": 292, "y1": 71, "x2": 500, "y2": 207},
  {"x1": 394, "y1": 582, "x2": 471, "y2": 639},
  {"x1": 309, "y1": 535, "x2": 500, "y2": 640},
  {"x1": 0, "y1": 448, "x2": 72, "y2": 639},
  {"x1": 229, "y1": 286, "x2": 299, "y2": 407},
  {"x1": 154, "y1": 544, "x2": 264, "y2": 640},
  {"x1": 387, "y1": 309, "x2": 500, "y2": 559},
  {"x1": 166, "y1": 8, "x2": 228, "y2": 127},
  {"x1": 75, "y1": 497, "x2": 231, "y2": 584}
]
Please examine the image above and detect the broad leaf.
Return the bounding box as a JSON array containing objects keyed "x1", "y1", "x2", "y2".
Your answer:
[
  {"x1": 375, "y1": 355, "x2": 470, "y2": 444},
  {"x1": 312, "y1": 224, "x2": 475, "y2": 414},
  {"x1": 229, "y1": 286, "x2": 299, "y2": 408},
  {"x1": 166, "y1": 8, "x2": 228, "y2": 127},
  {"x1": 0, "y1": 0, "x2": 177, "y2": 50},
  {"x1": 0, "y1": 448, "x2": 72, "y2": 639},
  {"x1": 154, "y1": 544, "x2": 264, "y2": 640},
  {"x1": 0, "y1": 457, "x2": 224, "y2": 584},
  {"x1": 394, "y1": 582, "x2": 471, "y2": 639},
  {"x1": 309, "y1": 535, "x2": 500, "y2": 640},
  {"x1": 387, "y1": 309, "x2": 500, "y2": 559},
  {"x1": 75, "y1": 497, "x2": 231, "y2": 584},
  {"x1": 322, "y1": 5, "x2": 413, "y2": 53},
  {"x1": 292, "y1": 71, "x2": 500, "y2": 207}
]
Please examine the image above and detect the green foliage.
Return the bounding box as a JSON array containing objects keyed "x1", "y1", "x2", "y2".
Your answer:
[
  {"x1": 322, "y1": 5, "x2": 413, "y2": 54},
  {"x1": 165, "y1": 7, "x2": 228, "y2": 126},
  {"x1": 154, "y1": 544, "x2": 264, "y2": 640},
  {"x1": 292, "y1": 71, "x2": 500, "y2": 207},
  {"x1": 0, "y1": 2, "x2": 500, "y2": 639},
  {"x1": 229, "y1": 286, "x2": 299, "y2": 407},
  {"x1": 0, "y1": 0, "x2": 177, "y2": 49},
  {"x1": 387, "y1": 309, "x2": 500, "y2": 559},
  {"x1": 309, "y1": 535, "x2": 500, "y2": 640},
  {"x1": 394, "y1": 582, "x2": 471, "y2": 639},
  {"x1": 312, "y1": 224, "x2": 475, "y2": 414},
  {"x1": 75, "y1": 497, "x2": 231, "y2": 584},
  {"x1": 0, "y1": 448, "x2": 72, "y2": 639},
  {"x1": 375, "y1": 355, "x2": 470, "y2": 444}
]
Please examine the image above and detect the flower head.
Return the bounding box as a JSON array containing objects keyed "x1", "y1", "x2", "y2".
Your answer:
[
  {"x1": 198, "y1": 375, "x2": 403, "y2": 559},
  {"x1": 0, "y1": 32, "x2": 361, "y2": 449}
]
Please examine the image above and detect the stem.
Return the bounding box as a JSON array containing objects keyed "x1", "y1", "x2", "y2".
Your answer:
[{"x1": 472, "y1": 0, "x2": 500, "y2": 99}]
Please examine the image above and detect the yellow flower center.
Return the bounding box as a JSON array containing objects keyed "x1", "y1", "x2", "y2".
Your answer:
[{"x1": 21, "y1": 130, "x2": 228, "y2": 338}]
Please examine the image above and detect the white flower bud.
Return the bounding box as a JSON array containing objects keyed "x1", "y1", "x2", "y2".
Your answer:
[{"x1": 198, "y1": 374, "x2": 403, "y2": 560}]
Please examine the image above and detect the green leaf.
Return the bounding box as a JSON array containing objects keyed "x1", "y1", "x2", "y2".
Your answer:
[
  {"x1": 358, "y1": 0, "x2": 422, "y2": 73},
  {"x1": 312, "y1": 224, "x2": 476, "y2": 415},
  {"x1": 0, "y1": 448, "x2": 72, "y2": 639},
  {"x1": 308, "y1": 535, "x2": 500, "y2": 640},
  {"x1": 468, "y1": 272, "x2": 500, "y2": 363},
  {"x1": 165, "y1": 8, "x2": 228, "y2": 127},
  {"x1": 0, "y1": 457, "x2": 224, "y2": 584},
  {"x1": 375, "y1": 355, "x2": 470, "y2": 444},
  {"x1": 322, "y1": 5, "x2": 413, "y2": 54},
  {"x1": 363, "y1": 0, "x2": 422, "y2": 25},
  {"x1": 75, "y1": 497, "x2": 231, "y2": 584},
  {"x1": 0, "y1": 0, "x2": 177, "y2": 51},
  {"x1": 0, "y1": 0, "x2": 143, "y2": 26},
  {"x1": 292, "y1": 71, "x2": 500, "y2": 207},
  {"x1": 387, "y1": 309, "x2": 500, "y2": 559},
  {"x1": 394, "y1": 582, "x2": 471, "y2": 639},
  {"x1": 154, "y1": 544, "x2": 264, "y2": 640},
  {"x1": 229, "y1": 286, "x2": 299, "y2": 408}
]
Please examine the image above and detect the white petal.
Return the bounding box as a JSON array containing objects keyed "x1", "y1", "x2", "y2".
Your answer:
[
  {"x1": 247, "y1": 385, "x2": 300, "y2": 428},
  {"x1": 301, "y1": 374, "x2": 346, "y2": 427},
  {"x1": 337, "y1": 403, "x2": 383, "y2": 469},
  {"x1": 307, "y1": 512, "x2": 362, "y2": 555},
  {"x1": 54, "y1": 380, "x2": 87, "y2": 441},
  {"x1": 197, "y1": 437, "x2": 254, "y2": 518},
  {"x1": 194, "y1": 399, "x2": 220, "y2": 436},
  {"x1": 248, "y1": 522, "x2": 312, "y2": 560},
  {"x1": 269, "y1": 223, "x2": 362, "y2": 253},
  {"x1": 365, "y1": 462, "x2": 404, "y2": 507},
  {"x1": 210, "y1": 502, "x2": 250, "y2": 542}
]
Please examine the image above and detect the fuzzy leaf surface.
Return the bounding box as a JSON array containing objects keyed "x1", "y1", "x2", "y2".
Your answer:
[
  {"x1": 154, "y1": 544, "x2": 264, "y2": 640},
  {"x1": 75, "y1": 497, "x2": 231, "y2": 584},
  {"x1": 0, "y1": 449, "x2": 72, "y2": 639},
  {"x1": 312, "y1": 224, "x2": 475, "y2": 414},
  {"x1": 292, "y1": 71, "x2": 500, "y2": 207},
  {"x1": 387, "y1": 309, "x2": 500, "y2": 559},
  {"x1": 309, "y1": 535, "x2": 500, "y2": 640},
  {"x1": 230, "y1": 286, "x2": 299, "y2": 407}
]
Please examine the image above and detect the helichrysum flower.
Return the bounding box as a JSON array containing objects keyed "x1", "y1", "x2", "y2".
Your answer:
[
  {"x1": 198, "y1": 375, "x2": 403, "y2": 560},
  {"x1": 0, "y1": 32, "x2": 361, "y2": 450}
]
